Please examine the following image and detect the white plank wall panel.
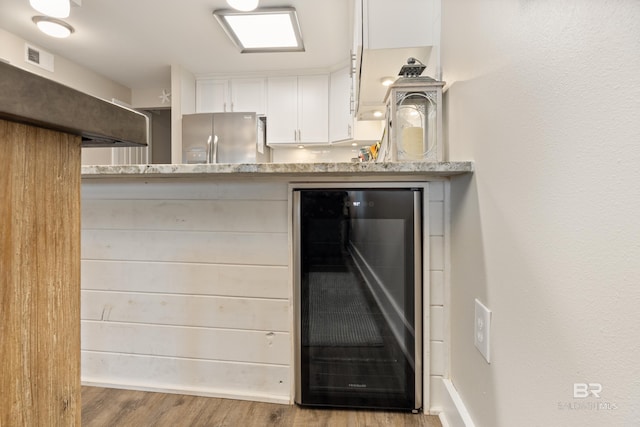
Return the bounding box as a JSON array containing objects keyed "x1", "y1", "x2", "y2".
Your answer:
[
  {"x1": 81, "y1": 179, "x2": 292, "y2": 402},
  {"x1": 81, "y1": 178, "x2": 451, "y2": 408},
  {"x1": 81, "y1": 180, "x2": 288, "y2": 201},
  {"x1": 82, "y1": 321, "x2": 290, "y2": 365},
  {"x1": 82, "y1": 291, "x2": 289, "y2": 331},
  {"x1": 81, "y1": 261, "x2": 288, "y2": 298},
  {"x1": 82, "y1": 199, "x2": 288, "y2": 232},
  {"x1": 427, "y1": 181, "x2": 447, "y2": 412},
  {"x1": 82, "y1": 229, "x2": 288, "y2": 265},
  {"x1": 82, "y1": 351, "x2": 290, "y2": 404}
]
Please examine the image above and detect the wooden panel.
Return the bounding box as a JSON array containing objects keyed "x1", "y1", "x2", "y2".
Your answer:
[
  {"x1": 81, "y1": 291, "x2": 290, "y2": 331},
  {"x1": 81, "y1": 229, "x2": 288, "y2": 265},
  {"x1": 0, "y1": 119, "x2": 81, "y2": 426},
  {"x1": 81, "y1": 352, "x2": 290, "y2": 401},
  {"x1": 82, "y1": 199, "x2": 288, "y2": 232},
  {"x1": 82, "y1": 321, "x2": 290, "y2": 365},
  {"x1": 81, "y1": 260, "x2": 288, "y2": 298},
  {"x1": 81, "y1": 180, "x2": 288, "y2": 200}
]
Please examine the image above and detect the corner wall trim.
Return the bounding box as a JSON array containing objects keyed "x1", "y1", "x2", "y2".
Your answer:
[{"x1": 438, "y1": 379, "x2": 476, "y2": 427}]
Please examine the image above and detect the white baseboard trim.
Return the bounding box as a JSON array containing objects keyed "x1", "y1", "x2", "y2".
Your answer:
[
  {"x1": 438, "y1": 379, "x2": 476, "y2": 427},
  {"x1": 81, "y1": 379, "x2": 291, "y2": 406}
]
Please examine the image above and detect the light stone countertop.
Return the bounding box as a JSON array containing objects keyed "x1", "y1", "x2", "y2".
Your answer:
[{"x1": 81, "y1": 161, "x2": 473, "y2": 179}]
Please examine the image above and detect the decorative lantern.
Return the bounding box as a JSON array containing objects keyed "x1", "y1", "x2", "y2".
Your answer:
[{"x1": 384, "y1": 73, "x2": 445, "y2": 162}]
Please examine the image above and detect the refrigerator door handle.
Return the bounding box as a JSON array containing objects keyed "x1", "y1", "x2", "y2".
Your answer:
[
  {"x1": 413, "y1": 190, "x2": 423, "y2": 411},
  {"x1": 211, "y1": 134, "x2": 219, "y2": 164}
]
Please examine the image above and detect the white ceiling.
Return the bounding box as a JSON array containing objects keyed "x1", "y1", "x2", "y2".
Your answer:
[{"x1": 0, "y1": 0, "x2": 351, "y2": 89}]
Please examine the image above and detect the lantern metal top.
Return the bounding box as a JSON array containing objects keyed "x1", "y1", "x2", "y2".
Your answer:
[{"x1": 384, "y1": 76, "x2": 446, "y2": 104}]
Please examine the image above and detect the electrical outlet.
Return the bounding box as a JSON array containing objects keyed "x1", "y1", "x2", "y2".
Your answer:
[{"x1": 474, "y1": 299, "x2": 491, "y2": 363}]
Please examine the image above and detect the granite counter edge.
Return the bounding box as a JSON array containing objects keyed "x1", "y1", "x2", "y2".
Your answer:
[{"x1": 81, "y1": 162, "x2": 474, "y2": 179}]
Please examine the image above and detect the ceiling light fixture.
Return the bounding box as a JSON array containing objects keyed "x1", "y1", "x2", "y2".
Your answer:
[
  {"x1": 380, "y1": 77, "x2": 395, "y2": 87},
  {"x1": 226, "y1": 0, "x2": 259, "y2": 12},
  {"x1": 214, "y1": 7, "x2": 305, "y2": 53},
  {"x1": 29, "y1": 0, "x2": 70, "y2": 18},
  {"x1": 373, "y1": 110, "x2": 383, "y2": 118},
  {"x1": 32, "y1": 16, "x2": 74, "y2": 38}
]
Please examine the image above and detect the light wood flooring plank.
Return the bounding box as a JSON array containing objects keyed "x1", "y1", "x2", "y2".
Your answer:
[{"x1": 81, "y1": 386, "x2": 442, "y2": 427}]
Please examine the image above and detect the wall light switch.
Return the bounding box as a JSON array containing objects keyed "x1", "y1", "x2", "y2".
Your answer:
[{"x1": 474, "y1": 299, "x2": 491, "y2": 363}]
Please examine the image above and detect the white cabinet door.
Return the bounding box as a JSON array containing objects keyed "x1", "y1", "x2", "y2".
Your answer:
[
  {"x1": 197, "y1": 78, "x2": 266, "y2": 114},
  {"x1": 196, "y1": 79, "x2": 229, "y2": 113},
  {"x1": 231, "y1": 78, "x2": 266, "y2": 115},
  {"x1": 267, "y1": 75, "x2": 329, "y2": 145},
  {"x1": 298, "y1": 74, "x2": 328, "y2": 144},
  {"x1": 329, "y1": 67, "x2": 353, "y2": 142},
  {"x1": 363, "y1": 0, "x2": 433, "y2": 49},
  {"x1": 266, "y1": 76, "x2": 298, "y2": 144}
]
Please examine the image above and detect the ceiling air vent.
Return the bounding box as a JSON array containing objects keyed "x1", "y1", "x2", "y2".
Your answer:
[{"x1": 24, "y1": 43, "x2": 54, "y2": 72}]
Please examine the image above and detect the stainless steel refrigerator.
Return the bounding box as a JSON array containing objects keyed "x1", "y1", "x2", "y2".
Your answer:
[
  {"x1": 182, "y1": 112, "x2": 270, "y2": 164},
  {"x1": 293, "y1": 184, "x2": 423, "y2": 412}
]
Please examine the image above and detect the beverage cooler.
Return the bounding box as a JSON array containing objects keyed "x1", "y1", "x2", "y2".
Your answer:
[{"x1": 293, "y1": 184, "x2": 423, "y2": 412}]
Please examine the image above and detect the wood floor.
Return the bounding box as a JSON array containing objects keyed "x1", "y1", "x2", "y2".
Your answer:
[{"x1": 82, "y1": 387, "x2": 442, "y2": 427}]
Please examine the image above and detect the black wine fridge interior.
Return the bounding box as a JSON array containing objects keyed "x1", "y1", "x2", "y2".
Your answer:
[{"x1": 293, "y1": 185, "x2": 422, "y2": 412}]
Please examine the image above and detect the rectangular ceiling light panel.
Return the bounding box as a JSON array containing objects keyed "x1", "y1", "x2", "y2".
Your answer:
[{"x1": 214, "y1": 7, "x2": 305, "y2": 53}]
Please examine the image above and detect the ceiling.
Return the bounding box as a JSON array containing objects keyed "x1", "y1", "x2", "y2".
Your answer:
[{"x1": 0, "y1": 0, "x2": 351, "y2": 89}]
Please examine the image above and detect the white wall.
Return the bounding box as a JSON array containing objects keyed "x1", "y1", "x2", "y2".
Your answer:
[
  {"x1": 132, "y1": 86, "x2": 172, "y2": 109},
  {"x1": 442, "y1": 1, "x2": 640, "y2": 426},
  {"x1": 171, "y1": 64, "x2": 196, "y2": 163},
  {"x1": 0, "y1": 28, "x2": 130, "y2": 101}
]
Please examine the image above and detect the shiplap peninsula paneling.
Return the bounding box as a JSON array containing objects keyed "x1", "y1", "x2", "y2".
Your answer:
[
  {"x1": 79, "y1": 172, "x2": 458, "y2": 412},
  {"x1": 80, "y1": 179, "x2": 291, "y2": 403}
]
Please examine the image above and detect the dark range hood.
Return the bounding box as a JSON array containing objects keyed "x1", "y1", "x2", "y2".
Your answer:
[{"x1": 0, "y1": 61, "x2": 147, "y2": 147}]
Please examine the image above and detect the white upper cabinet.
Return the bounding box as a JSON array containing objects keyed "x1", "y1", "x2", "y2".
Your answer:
[
  {"x1": 330, "y1": 66, "x2": 385, "y2": 143},
  {"x1": 352, "y1": 0, "x2": 435, "y2": 119},
  {"x1": 231, "y1": 78, "x2": 267, "y2": 114},
  {"x1": 266, "y1": 76, "x2": 298, "y2": 144},
  {"x1": 362, "y1": 0, "x2": 434, "y2": 50},
  {"x1": 329, "y1": 66, "x2": 353, "y2": 142},
  {"x1": 196, "y1": 79, "x2": 228, "y2": 113},
  {"x1": 196, "y1": 78, "x2": 266, "y2": 114},
  {"x1": 298, "y1": 75, "x2": 329, "y2": 144},
  {"x1": 267, "y1": 75, "x2": 329, "y2": 145}
]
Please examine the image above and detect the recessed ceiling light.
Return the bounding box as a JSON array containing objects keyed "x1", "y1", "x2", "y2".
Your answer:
[
  {"x1": 214, "y1": 7, "x2": 305, "y2": 53},
  {"x1": 380, "y1": 77, "x2": 395, "y2": 87},
  {"x1": 29, "y1": 0, "x2": 69, "y2": 18},
  {"x1": 373, "y1": 110, "x2": 383, "y2": 118},
  {"x1": 297, "y1": 145, "x2": 305, "y2": 149},
  {"x1": 32, "y1": 16, "x2": 74, "y2": 38},
  {"x1": 226, "y1": 0, "x2": 259, "y2": 12}
]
